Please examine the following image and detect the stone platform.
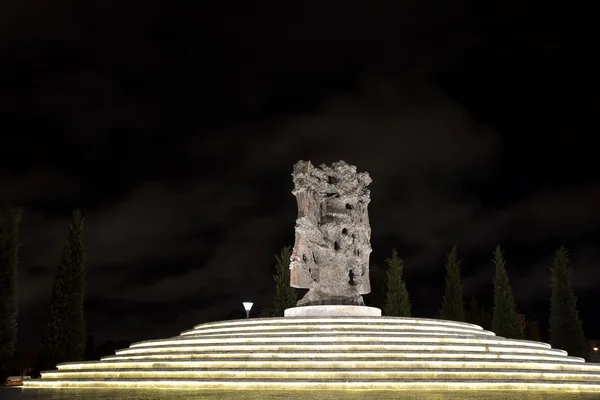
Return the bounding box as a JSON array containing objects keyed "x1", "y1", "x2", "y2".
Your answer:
[
  {"x1": 24, "y1": 307, "x2": 600, "y2": 392},
  {"x1": 284, "y1": 305, "x2": 381, "y2": 317}
]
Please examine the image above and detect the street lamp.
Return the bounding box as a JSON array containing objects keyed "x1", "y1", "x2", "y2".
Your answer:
[
  {"x1": 242, "y1": 302, "x2": 253, "y2": 319},
  {"x1": 593, "y1": 347, "x2": 598, "y2": 352}
]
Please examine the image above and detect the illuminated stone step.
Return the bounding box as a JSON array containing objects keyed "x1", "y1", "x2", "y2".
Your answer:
[
  {"x1": 23, "y1": 378, "x2": 600, "y2": 391},
  {"x1": 128, "y1": 335, "x2": 555, "y2": 350},
  {"x1": 55, "y1": 358, "x2": 594, "y2": 372},
  {"x1": 24, "y1": 313, "x2": 600, "y2": 391},
  {"x1": 116, "y1": 343, "x2": 567, "y2": 358},
  {"x1": 182, "y1": 324, "x2": 494, "y2": 336},
  {"x1": 181, "y1": 324, "x2": 495, "y2": 336},
  {"x1": 39, "y1": 368, "x2": 600, "y2": 381},
  {"x1": 101, "y1": 352, "x2": 583, "y2": 363},
  {"x1": 47, "y1": 369, "x2": 595, "y2": 381},
  {"x1": 190, "y1": 317, "x2": 486, "y2": 331},
  {"x1": 183, "y1": 329, "x2": 489, "y2": 338},
  {"x1": 174, "y1": 332, "x2": 490, "y2": 340},
  {"x1": 114, "y1": 347, "x2": 567, "y2": 360}
]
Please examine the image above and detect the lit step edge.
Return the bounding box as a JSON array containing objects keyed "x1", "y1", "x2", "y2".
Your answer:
[
  {"x1": 115, "y1": 344, "x2": 567, "y2": 356},
  {"x1": 114, "y1": 348, "x2": 569, "y2": 359},
  {"x1": 55, "y1": 359, "x2": 594, "y2": 371},
  {"x1": 176, "y1": 332, "x2": 488, "y2": 339},
  {"x1": 39, "y1": 372, "x2": 600, "y2": 383},
  {"x1": 181, "y1": 331, "x2": 490, "y2": 339},
  {"x1": 22, "y1": 379, "x2": 600, "y2": 391},
  {"x1": 128, "y1": 337, "x2": 555, "y2": 350},
  {"x1": 191, "y1": 317, "x2": 485, "y2": 331},
  {"x1": 181, "y1": 325, "x2": 494, "y2": 336},
  {"x1": 42, "y1": 368, "x2": 600, "y2": 377},
  {"x1": 100, "y1": 354, "x2": 584, "y2": 363}
]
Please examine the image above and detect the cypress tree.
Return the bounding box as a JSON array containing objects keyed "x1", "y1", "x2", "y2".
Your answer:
[
  {"x1": 491, "y1": 245, "x2": 524, "y2": 339},
  {"x1": 0, "y1": 207, "x2": 23, "y2": 379},
  {"x1": 273, "y1": 246, "x2": 297, "y2": 316},
  {"x1": 440, "y1": 246, "x2": 465, "y2": 322},
  {"x1": 549, "y1": 246, "x2": 587, "y2": 358},
  {"x1": 383, "y1": 249, "x2": 411, "y2": 317},
  {"x1": 38, "y1": 210, "x2": 86, "y2": 370}
]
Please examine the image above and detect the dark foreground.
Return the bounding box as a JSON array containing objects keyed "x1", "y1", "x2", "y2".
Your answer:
[{"x1": 3, "y1": 387, "x2": 600, "y2": 400}]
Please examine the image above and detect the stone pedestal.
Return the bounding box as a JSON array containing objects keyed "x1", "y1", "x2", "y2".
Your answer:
[{"x1": 284, "y1": 305, "x2": 382, "y2": 317}]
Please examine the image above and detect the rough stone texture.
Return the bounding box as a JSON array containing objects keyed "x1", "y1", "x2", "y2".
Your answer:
[
  {"x1": 290, "y1": 160, "x2": 372, "y2": 306},
  {"x1": 284, "y1": 305, "x2": 382, "y2": 317}
]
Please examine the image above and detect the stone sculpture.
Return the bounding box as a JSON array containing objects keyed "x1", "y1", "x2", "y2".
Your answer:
[{"x1": 290, "y1": 160, "x2": 372, "y2": 306}]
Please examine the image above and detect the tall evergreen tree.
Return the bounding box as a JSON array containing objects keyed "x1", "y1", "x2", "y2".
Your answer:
[
  {"x1": 383, "y1": 249, "x2": 411, "y2": 317},
  {"x1": 273, "y1": 246, "x2": 297, "y2": 316},
  {"x1": 38, "y1": 210, "x2": 86, "y2": 370},
  {"x1": 491, "y1": 245, "x2": 524, "y2": 339},
  {"x1": 440, "y1": 246, "x2": 465, "y2": 322},
  {"x1": 0, "y1": 208, "x2": 23, "y2": 379},
  {"x1": 549, "y1": 246, "x2": 587, "y2": 358}
]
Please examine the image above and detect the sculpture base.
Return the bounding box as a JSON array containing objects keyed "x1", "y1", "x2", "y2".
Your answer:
[
  {"x1": 284, "y1": 305, "x2": 382, "y2": 317},
  {"x1": 296, "y1": 288, "x2": 365, "y2": 307}
]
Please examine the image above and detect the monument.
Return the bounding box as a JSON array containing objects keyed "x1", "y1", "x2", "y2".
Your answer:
[
  {"x1": 289, "y1": 160, "x2": 372, "y2": 306},
  {"x1": 24, "y1": 160, "x2": 600, "y2": 392}
]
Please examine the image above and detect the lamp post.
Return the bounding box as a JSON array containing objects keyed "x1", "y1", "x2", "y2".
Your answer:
[{"x1": 242, "y1": 302, "x2": 253, "y2": 319}]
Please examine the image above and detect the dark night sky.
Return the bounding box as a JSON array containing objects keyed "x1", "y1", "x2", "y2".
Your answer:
[{"x1": 1, "y1": 1, "x2": 599, "y2": 349}]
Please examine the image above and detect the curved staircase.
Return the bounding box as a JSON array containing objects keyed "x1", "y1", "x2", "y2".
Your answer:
[{"x1": 24, "y1": 315, "x2": 600, "y2": 391}]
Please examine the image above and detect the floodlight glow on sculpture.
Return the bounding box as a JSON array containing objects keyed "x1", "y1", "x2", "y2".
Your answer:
[{"x1": 24, "y1": 160, "x2": 600, "y2": 392}]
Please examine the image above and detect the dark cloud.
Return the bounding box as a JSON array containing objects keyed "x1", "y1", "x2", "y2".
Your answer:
[
  {"x1": 3, "y1": 1, "x2": 599, "y2": 348},
  {"x1": 0, "y1": 169, "x2": 78, "y2": 206},
  {"x1": 10, "y1": 73, "x2": 600, "y2": 346},
  {"x1": 0, "y1": 0, "x2": 71, "y2": 44}
]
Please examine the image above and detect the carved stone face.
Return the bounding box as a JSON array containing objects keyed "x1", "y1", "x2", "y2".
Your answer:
[{"x1": 290, "y1": 160, "x2": 372, "y2": 306}]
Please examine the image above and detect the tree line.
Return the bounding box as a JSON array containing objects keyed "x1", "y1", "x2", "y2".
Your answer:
[
  {"x1": 273, "y1": 244, "x2": 589, "y2": 359},
  {"x1": 0, "y1": 208, "x2": 86, "y2": 380},
  {"x1": 0, "y1": 206, "x2": 590, "y2": 379}
]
